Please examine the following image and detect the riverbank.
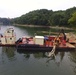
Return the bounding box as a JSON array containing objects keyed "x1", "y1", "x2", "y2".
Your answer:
[{"x1": 14, "y1": 24, "x2": 74, "y2": 30}]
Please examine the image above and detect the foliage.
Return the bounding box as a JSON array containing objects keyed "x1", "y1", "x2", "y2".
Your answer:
[
  {"x1": 0, "y1": 18, "x2": 11, "y2": 25},
  {"x1": 68, "y1": 12, "x2": 76, "y2": 26},
  {"x1": 1, "y1": 7, "x2": 76, "y2": 27},
  {"x1": 13, "y1": 9, "x2": 53, "y2": 26}
]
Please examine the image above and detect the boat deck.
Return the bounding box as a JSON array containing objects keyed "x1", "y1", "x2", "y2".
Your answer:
[
  {"x1": 0, "y1": 37, "x2": 76, "y2": 51},
  {"x1": 69, "y1": 39, "x2": 76, "y2": 44},
  {"x1": 16, "y1": 39, "x2": 76, "y2": 51},
  {"x1": 59, "y1": 42, "x2": 75, "y2": 48}
]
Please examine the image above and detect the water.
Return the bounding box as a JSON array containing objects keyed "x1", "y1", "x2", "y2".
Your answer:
[{"x1": 0, "y1": 25, "x2": 76, "y2": 75}]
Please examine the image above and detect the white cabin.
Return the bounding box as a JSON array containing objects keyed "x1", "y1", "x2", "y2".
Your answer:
[
  {"x1": 34, "y1": 36, "x2": 44, "y2": 45},
  {"x1": 0, "y1": 28, "x2": 16, "y2": 44}
]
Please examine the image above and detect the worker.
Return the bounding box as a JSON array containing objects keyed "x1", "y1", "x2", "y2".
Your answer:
[
  {"x1": 54, "y1": 36, "x2": 60, "y2": 46},
  {"x1": 60, "y1": 29, "x2": 66, "y2": 41}
]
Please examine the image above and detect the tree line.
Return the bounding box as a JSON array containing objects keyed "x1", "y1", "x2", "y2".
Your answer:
[
  {"x1": 0, "y1": 18, "x2": 11, "y2": 25},
  {"x1": 0, "y1": 7, "x2": 76, "y2": 27},
  {"x1": 12, "y1": 7, "x2": 76, "y2": 27}
]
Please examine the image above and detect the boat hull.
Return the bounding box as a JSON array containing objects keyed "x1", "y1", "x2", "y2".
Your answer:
[
  {"x1": 0, "y1": 44, "x2": 16, "y2": 47},
  {"x1": 16, "y1": 44, "x2": 75, "y2": 52}
]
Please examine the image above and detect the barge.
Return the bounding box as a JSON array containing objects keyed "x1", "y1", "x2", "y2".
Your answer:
[
  {"x1": 16, "y1": 35, "x2": 75, "y2": 51},
  {"x1": 0, "y1": 28, "x2": 75, "y2": 51}
]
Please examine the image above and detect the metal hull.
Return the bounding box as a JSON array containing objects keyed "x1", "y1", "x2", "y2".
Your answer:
[{"x1": 16, "y1": 44, "x2": 75, "y2": 52}]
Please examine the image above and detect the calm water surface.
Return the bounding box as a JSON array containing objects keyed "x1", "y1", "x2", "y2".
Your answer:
[{"x1": 0, "y1": 25, "x2": 76, "y2": 75}]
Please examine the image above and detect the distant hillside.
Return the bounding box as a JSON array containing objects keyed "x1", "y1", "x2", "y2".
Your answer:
[
  {"x1": 11, "y1": 7, "x2": 76, "y2": 27},
  {"x1": 0, "y1": 18, "x2": 11, "y2": 25}
]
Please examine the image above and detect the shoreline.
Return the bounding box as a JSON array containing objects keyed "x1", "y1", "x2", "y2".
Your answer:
[{"x1": 14, "y1": 24, "x2": 74, "y2": 30}]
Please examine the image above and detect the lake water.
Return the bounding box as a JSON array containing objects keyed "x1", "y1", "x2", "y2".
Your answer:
[{"x1": 0, "y1": 25, "x2": 76, "y2": 75}]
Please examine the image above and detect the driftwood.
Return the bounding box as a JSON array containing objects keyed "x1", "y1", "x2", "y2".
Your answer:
[{"x1": 48, "y1": 45, "x2": 56, "y2": 57}]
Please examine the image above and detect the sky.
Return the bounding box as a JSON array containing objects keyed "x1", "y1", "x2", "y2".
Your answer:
[{"x1": 0, "y1": 0, "x2": 76, "y2": 18}]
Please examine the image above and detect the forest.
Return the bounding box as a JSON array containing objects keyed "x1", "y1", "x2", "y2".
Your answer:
[
  {"x1": 0, "y1": 7, "x2": 76, "y2": 27},
  {"x1": 0, "y1": 18, "x2": 11, "y2": 25}
]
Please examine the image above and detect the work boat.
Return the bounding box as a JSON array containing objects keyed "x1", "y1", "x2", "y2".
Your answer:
[
  {"x1": 16, "y1": 35, "x2": 75, "y2": 51},
  {"x1": 0, "y1": 28, "x2": 16, "y2": 46}
]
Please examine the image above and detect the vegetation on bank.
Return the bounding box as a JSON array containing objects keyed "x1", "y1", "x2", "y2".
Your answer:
[
  {"x1": 12, "y1": 7, "x2": 76, "y2": 27},
  {"x1": 0, "y1": 7, "x2": 76, "y2": 27}
]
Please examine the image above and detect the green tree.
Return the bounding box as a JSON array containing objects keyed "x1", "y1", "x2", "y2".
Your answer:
[
  {"x1": 11, "y1": 7, "x2": 76, "y2": 27},
  {"x1": 68, "y1": 12, "x2": 76, "y2": 26}
]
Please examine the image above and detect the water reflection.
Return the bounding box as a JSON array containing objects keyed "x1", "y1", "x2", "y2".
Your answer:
[
  {"x1": 2, "y1": 47, "x2": 16, "y2": 61},
  {"x1": 23, "y1": 53, "x2": 30, "y2": 60},
  {"x1": 0, "y1": 25, "x2": 76, "y2": 75},
  {"x1": 46, "y1": 51, "x2": 65, "y2": 66},
  {"x1": 55, "y1": 52, "x2": 65, "y2": 66},
  {"x1": 69, "y1": 50, "x2": 76, "y2": 74},
  {"x1": 16, "y1": 26, "x2": 51, "y2": 36},
  {"x1": 17, "y1": 49, "x2": 65, "y2": 66},
  {"x1": 17, "y1": 50, "x2": 46, "y2": 59},
  {"x1": 16, "y1": 26, "x2": 75, "y2": 37},
  {"x1": 0, "y1": 48, "x2": 75, "y2": 75}
]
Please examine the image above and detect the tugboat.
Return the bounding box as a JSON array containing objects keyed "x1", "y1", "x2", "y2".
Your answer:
[{"x1": 0, "y1": 28, "x2": 16, "y2": 46}]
